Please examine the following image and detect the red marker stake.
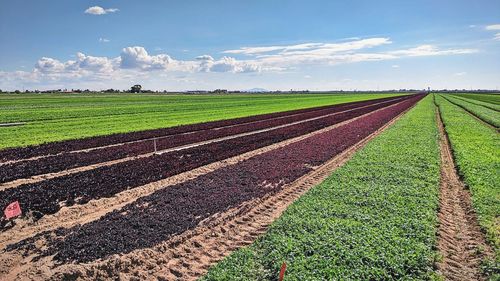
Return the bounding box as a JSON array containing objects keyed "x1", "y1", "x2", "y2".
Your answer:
[
  {"x1": 4, "y1": 201, "x2": 22, "y2": 219},
  {"x1": 279, "y1": 262, "x2": 287, "y2": 281}
]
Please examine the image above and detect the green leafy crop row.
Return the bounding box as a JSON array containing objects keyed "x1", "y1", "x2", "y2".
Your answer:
[
  {"x1": 441, "y1": 95, "x2": 500, "y2": 127},
  {"x1": 0, "y1": 93, "x2": 404, "y2": 150},
  {"x1": 450, "y1": 93, "x2": 500, "y2": 105},
  {"x1": 203, "y1": 96, "x2": 441, "y2": 280},
  {"x1": 435, "y1": 95, "x2": 499, "y2": 268},
  {"x1": 450, "y1": 94, "x2": 500, "y2": 112}
]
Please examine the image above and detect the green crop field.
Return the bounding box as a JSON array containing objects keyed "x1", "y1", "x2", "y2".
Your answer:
[
  {"x1": 435, "y1": 95, "x2": 500, "y2": 271},
  {"x1": 203, "y1": 95, "x2": 442, "y2": 280},
  {"x1": 0, "y1": 92, "x2": 404, "y2": 150},
  {"x1": 442, "y1": 94, "x2": 500, "y2": 127},
  {"x1": 451, "y1": 93, "x2": 500, "y2": 105},
  {"x1": 450, "y1": 94, "x2": 500, "y2": 112}
]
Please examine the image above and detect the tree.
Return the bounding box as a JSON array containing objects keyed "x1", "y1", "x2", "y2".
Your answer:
[{"x1": 131, "y1": 84, "x2": 142, "y2": 93}]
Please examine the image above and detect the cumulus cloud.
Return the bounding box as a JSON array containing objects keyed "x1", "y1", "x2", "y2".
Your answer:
[
  {"x1": 99, "y1": 38, "x2": 110, "y2": 43},
  {"x1": 26, "y1": 43, "x2": 480, "y2": 77},
  {"x1": 33, "y1": 52, "x2": 118, "y2": 81},
  {"x1": 85, "y1": 6, "x2": 119, "y2": 15},
  {"x1": 209, "y1": 57, "x2": 261, "y2": 73},
  {"x1": 120, "y1": 46, "x2": 174, "y2": 70},
  {"x1": 35, "y1": 57, "x2": 65, "y2": 73},
  {"x1": 0, "y1": 40, "x2": 480, "y2": 90}
]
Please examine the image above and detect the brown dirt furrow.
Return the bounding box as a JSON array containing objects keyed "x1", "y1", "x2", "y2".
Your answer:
[
  {"x1": 0, "y1": 101, "x2": 406, "y2": 249},
  {"x1": 435, "y1": 106, "x2": 493, "y2": 281},
  {"x1": 49, "y1": 102, "x2": 413, "y2": 281}
]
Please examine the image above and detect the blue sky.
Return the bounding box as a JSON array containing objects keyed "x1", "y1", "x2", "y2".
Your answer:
[{"x1": 0, "y1": 0, "x2": 499, "y2": 91}]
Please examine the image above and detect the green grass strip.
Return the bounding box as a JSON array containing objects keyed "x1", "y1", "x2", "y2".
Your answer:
[
  {"x1": 435, "y1": 95, "x2": 500, "y2": 267},
  {"x1": 203, "y1": 95, "x2": 441, "y2": 280},
  {"x1": 441, "y1": 95, "x2": 500, "y2": 127}
]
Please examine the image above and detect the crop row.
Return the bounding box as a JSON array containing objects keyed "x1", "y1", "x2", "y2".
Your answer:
[
  {"x1": 203, "y1": 95, "x2": 440, "y2": 280},
  {"x1": 450, "y1": 93, "x2": 500, "y2": 105},
  {"x1": 451, "y1": 94, "x2": 500, "y2": 111},
  {"x1": 6, "y1": 93, "x2": 425, "y2": 263},
  {"x1": 441, "y1": 94, "x2": 499, "y2": 127},
  {"x1": 0, "y1": 96, "x2": 419, "y2": 222},
  {"x1": 1, "y1": 93, "x2": 406, "y2": 150},
  {"x1": 435, "y1": 95, "x2": 499, "y2": 268},
  {"x1": 0, "y1": 96, "x2": 407, "y2": 183},
  {"x1": 0, "y1": 95, "x2": 405, "y2": 162}
]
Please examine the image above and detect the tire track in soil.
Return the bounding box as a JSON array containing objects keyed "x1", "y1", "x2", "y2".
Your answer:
[
  {"x1": 0, "y1": 96, "x2": 408, "y2": 190},
  {"x1": 435, "y1": 105, "x2": 493, "y2": 281},
  {"x1": 49, "y1": 100, "x2": 417, "y2": 281},
  {"x1": 0, "y1": 100, "x2": 407, "y2": 249}
]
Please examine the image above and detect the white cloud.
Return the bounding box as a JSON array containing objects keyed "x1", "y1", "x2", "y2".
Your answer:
[
  {"x1": 0, "y1": 40, "x2": 480, "y2": 90},
  {"x1": 99, "y1": 38, "x2": 110, "y2": 43},
  {"x1": 194, "y1": 55, "x2": 261, "y2": 73},
  {"x1": 484, "y1": 25, "x2": 500, "y2": 41},
  {"x1": 85, "y1": 6, "x2": 119, "y2": 15},
  {"x1": 35, "y1": 57, "x2": 65, "y2": 73},
  {"x1": 389, "y1": 45, "x2": 477, "y2": 57},
  {"x1": 454, "y1": 72, "x2": 467, "y2": 76},
  {"x1": 210, "y1": 56, "x2": 261, "y2": 73},
  {"x1": 223, "y1": 38, "x2": 390, "y2": 56},
  {"x1": 485, "y1": 24, "x2": 500, "y2": 30},
  {"x1": 71, "y1": 53, "x2": 116, "y2": 73},
  {"x1": 120, "y1": 46, "x2": 174, "y2": 70},
  {"x1": 224, "y1": 46, "x2": 290, "y2": 55}
]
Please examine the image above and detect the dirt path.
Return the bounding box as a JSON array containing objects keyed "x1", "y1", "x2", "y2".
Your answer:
[
  {"x1": 48, "y1": 101, "x2": 415, "y2": 281},
  {"x1": 435, "y1": 106, "x2": 493, "y2": 281}
]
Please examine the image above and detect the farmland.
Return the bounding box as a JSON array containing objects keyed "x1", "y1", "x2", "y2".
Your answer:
[
  {"x1": 0, "y1": 92, "x2": 498, "y2": 280},
  {"x1": 435, "y1": 94, "x2": 499, "y2": 274},
  {"x1": 0, "y1": 93, "x2": 403, "y2": 149}
]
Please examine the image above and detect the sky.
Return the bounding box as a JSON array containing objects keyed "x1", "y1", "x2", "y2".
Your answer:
[{"x1": 0, "y1": 0, "x2": 499, "y2": 91}]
